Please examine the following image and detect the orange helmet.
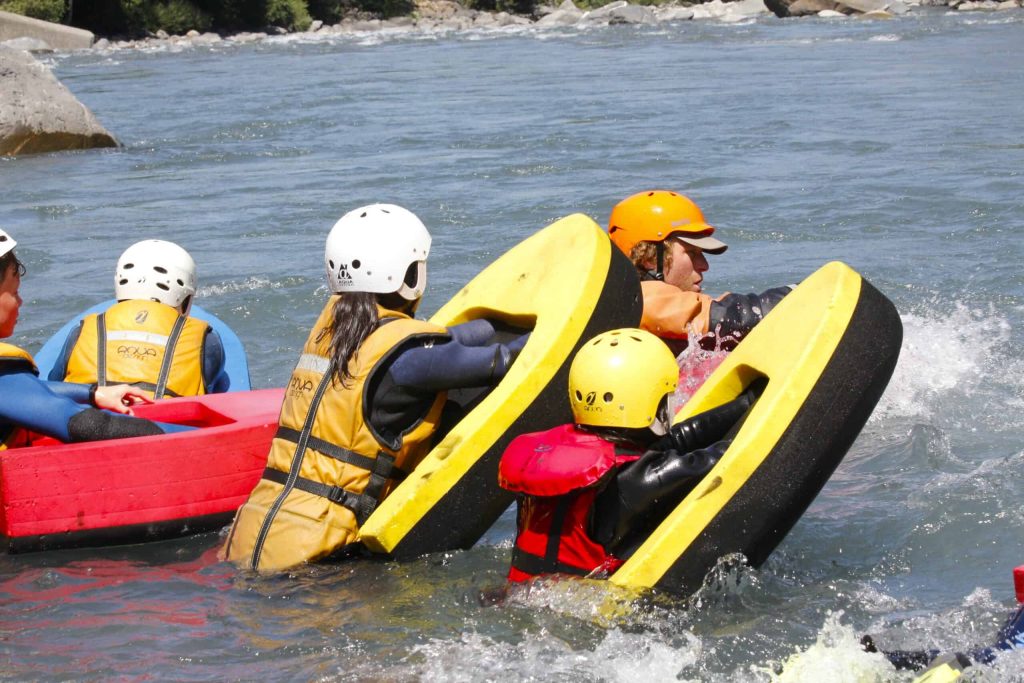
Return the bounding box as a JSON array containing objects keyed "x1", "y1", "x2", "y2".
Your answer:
[{"x1": 607, "y1": 190, "x2": 727, "y2": 257}]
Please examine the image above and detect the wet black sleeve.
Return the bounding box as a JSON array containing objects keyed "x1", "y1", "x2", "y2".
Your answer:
[
  {"x1": 708, "y1": 286, "x2": 793, "y2": 342},
  {"x1": 591, "y1": 440, "x2": 731, "y2": 557},
  {"x1": 67, "y1": 408, "x2": 165, "y2": 443}
]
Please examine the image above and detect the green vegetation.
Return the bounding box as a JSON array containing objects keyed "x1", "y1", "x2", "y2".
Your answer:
[
  {"x1": 0, "y1": 0, "x2": 66, "y2": 23},
  {"x1": 2, "y1": 0, "x2": 601, "y2": 35}
]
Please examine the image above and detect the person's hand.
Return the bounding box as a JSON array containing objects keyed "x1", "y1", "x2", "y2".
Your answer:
[{"x1": 92, "y1": 384, "x2": 153, "y2": 415}]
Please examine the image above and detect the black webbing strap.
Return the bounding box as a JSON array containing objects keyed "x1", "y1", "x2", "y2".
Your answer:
[
  {"x1": 127, "y1": 381, "x2": 181, "y2": 398},
  {"x1": 153, "y1": 314, "x2": 187, "y2": 399},
  {"x1": 96, "y1": 313, "x2": 108, "y2": 387},
  {"x1": 273, "y1": 426, "x2": 408, "y2": 483},
  {"x1": 250, "y1": 359, "x2": 336, "y2": 570},
  {"x1": 510, "y1": 495, "x2": 590, "y2": 577},
  {"x1": 260, "y1": 467, "x2": 382, "y2": 526}
]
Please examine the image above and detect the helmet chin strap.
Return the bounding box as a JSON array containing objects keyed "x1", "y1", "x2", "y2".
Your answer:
[{"x1": 642, "y1": 242, "x2": 666, "y2": 282}]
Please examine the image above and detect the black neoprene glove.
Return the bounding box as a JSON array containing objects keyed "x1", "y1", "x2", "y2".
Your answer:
[{"x1": 707, "y1": 285, "x2": 794, "y2": 343}]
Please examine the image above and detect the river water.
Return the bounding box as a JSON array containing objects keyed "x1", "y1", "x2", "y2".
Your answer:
[{"x1": 3, "y1": 8, "x2": 1024, "y2": 681}]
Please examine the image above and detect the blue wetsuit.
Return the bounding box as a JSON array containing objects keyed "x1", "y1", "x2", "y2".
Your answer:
[
  {"x1": 0, "y1": 366, "x2": 191, "y2": 444},
  {"x1": 48, "y1": 322, "x2": 230, "y2": 393}
]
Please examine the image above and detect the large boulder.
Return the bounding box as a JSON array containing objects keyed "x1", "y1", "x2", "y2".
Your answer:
[
  {"x1": 0, "y1": 10, "x2": 94, "y2": 51},
  {"x1": 0, "y1": 46, "x2": 118, "y2": 156}
]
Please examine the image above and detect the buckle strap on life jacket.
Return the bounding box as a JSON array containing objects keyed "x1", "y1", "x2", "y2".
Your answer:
[
  {"x1": 127, "y1": 380, "x2": 181, "y2": 398},
  {"x1": 510, "y1": 546, "x2": 591, "y2": 577},
  {"x1": 511, "y1": 495, "x2": 590, "y2": 576},
  {"x1": 96, "y1": 313, "x2": 109, "y2": 387},
  {"x1": 153, "y1": 314, "x2": 187, "y2": 399},
  {"x1": 274, "y1": 426, "x2": 408, "y2": 483},
  {"x1": 260, "y1": 467, "x2": 382, "y2": 526}
]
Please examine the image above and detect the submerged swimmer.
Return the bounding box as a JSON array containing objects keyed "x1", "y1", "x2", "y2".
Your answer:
[
  {"x1": 862, "y1": 566, "x2": 1024, "y2": 678},
  {"x1": 222, "y1": 203, "x2": 530, "y2": 572},
  {"x1": 498, "y1": 328, "x2": 756, "y2": 583},
  {"x1": 0, "y1": 229, "x2": 191, "y2": 447}
]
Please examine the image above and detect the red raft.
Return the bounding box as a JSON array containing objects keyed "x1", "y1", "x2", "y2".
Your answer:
[{"x1": 0, "y1": 388, "x2": 283, "y2": 553}]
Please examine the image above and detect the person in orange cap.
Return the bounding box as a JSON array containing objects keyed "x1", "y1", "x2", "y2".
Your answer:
[{"x1": 608, "y1": 190, "x2": 792, "y2": 355}]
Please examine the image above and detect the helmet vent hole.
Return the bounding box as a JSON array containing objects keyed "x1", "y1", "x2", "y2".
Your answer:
[
  {"x1": 156, "y1": 283, "x2": 170, "y2": 291},
  {"x1": 360, "y1": 211, "x2": 368, "y2": 218},
  {"x1": 124, "y1": 263, "x2": 134, "y2": 270},
  {"x1": 154, "y1": 266, "x2": 168, "y2": 274},
  {"x1": 352, "y1": 259, "x2": 360, "y2": 269},
  {"x1": 609, "y1": 340, "x2": 619, "y2": 347},
  {"x1": 118, "y1": 278, "x2": 128, "y2": 285},
  {"x1": 176, "y1": 279, "x2": 184, "y2": 286},
  {"x1": 603, "y1": 392, "x2": 613, "y2": 403},
  {"x1": 575, "y1": 390, "x2": 583, "y2": 401}
]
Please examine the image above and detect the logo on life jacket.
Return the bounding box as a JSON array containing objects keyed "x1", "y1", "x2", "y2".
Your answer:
[
  {"x1": 135, "y1": 310, "x2": 149, "y2": 324},
  {"x1": 289, "y1": 376, "x2": 315, "y2": 397},
  {"x1": 117, "y1": 345, "x2": 158, "y2": 361}
]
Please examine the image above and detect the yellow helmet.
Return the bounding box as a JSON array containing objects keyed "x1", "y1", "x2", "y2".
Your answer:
[
  {"x1": 607, "y1": 190, "x2": 727, "y2": 257},
  {"x1": 569, "y1": 328, "x2": 679, "y2": 429}
]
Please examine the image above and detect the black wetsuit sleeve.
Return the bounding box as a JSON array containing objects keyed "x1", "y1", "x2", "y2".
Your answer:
[
  {"x1": 387, "y1": 334, "x2": 528, "y2": 392},
  {"x1": 591, "y1": 440, "x2": 731, "y2": 557},
  {"x1": 202, "y1": 327, "x2": 230, "y2": 393},
  {"x1": 447, "y1": 319, "x2": 500, "y2": 346},
  {"x1": 708, "y1": 286, "x2": 793, "y2": 341},
  {"x1": 47, "y1": 323, "x2": 83, "y2": 381}
]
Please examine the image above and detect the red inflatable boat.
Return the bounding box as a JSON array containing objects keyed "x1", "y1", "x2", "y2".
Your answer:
[{"x1": 0, "y1": 389, "x2": 283, "y2": 553}]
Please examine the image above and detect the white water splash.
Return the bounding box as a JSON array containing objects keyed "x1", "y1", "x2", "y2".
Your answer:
[
  {"x1": 871, "y1": 301, "x2": 1024, "y2": 425},
  {"x1": 197, "y1": 276, "x2": 276, "y2": 296},
  {"x1": 764, "y1": 611, "x2": 896, "y2": 683}
]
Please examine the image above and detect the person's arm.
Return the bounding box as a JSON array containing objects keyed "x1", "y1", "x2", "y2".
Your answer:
[
  {"x1": 202, "y1": 327, "x2": 230, "y2": 393},
  {"x1": 590, "y1": 440, "x2": 731, "y2": 556},
  {"x1": 44, "y1": 381, "x2": 151, "y2": 414},
  {"x1": 2, "y1": 370, "x2": 186, "y2": 443},
  {"x1": 387, "y1": 333, "x2": 530, "y2": 392},
  {"x1": 47, "y1": 322, "x2": 83, "y2": 381}
]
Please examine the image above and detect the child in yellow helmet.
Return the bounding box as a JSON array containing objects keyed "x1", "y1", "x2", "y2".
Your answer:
[{"x1": 497, "y1": 328, "x2": 757, "y2": 583}]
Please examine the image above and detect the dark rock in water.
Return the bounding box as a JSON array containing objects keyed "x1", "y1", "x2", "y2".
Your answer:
[{"x1": 0, "y1": 45, "x2": 118, "y2": 156}]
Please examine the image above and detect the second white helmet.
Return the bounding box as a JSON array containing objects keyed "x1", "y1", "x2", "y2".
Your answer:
[
  {"x1": 115, "y1": 240, "x2": 197, "y2": 314},
  {"x1": 0, "y1": 229, "x2": 16, "y2": 259},
  {"x1": 325, "y1": 203, "x2": 431, "y2": 300}
]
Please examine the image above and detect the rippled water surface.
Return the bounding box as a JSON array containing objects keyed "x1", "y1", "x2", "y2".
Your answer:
[{"x1": 3, "y1": 10, "x2": 1024, "y2": 681}]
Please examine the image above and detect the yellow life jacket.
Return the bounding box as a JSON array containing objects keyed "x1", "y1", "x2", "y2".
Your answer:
[
  {"x1": 0, "y1": 342, "x2": 38, "y2": 450},
  {"x1": 64, "y1": 300, "x2": 209, "y2": 399},
  {"x1": 222, "y1": 298, "x2": 450, "y2": 571}
]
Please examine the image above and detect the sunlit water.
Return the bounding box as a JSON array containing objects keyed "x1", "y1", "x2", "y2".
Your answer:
[{"x1": 2, "y1": 9, "x2": 1024, "y2": 681}]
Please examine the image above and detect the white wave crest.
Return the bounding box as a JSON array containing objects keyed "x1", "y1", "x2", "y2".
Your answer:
[
  {"x1": 871, "y1": 301, "x2": 1023, "y2": 426},
  {"x1": 197, "y1": 276, "x2": 275, "y2": 297}
]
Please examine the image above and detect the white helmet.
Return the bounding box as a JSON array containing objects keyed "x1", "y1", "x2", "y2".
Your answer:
[
  {"x1": 325, "y1": 203, "x2": 431, "y2": 300},
  {"x1": 114, "y1": 240, "x2": 197, "y2": 314},
  {"x1": 0, "y1": 229, "x2": 16, "y2": 259}
]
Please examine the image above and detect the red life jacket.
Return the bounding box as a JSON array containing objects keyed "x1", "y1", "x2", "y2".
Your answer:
[{"x1": 498, "y1": 424, "x2": 640, "y2": 582}]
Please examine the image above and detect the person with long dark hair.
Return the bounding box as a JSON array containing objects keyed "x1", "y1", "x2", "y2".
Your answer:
[{"x1": 223, "y1": 204, "x2": 528, "y2": 572}]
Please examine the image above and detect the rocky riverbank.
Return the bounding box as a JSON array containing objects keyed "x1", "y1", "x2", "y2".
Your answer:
[{"x1": 2, "y1": 0, "x2": 1022, "y2": 54}]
